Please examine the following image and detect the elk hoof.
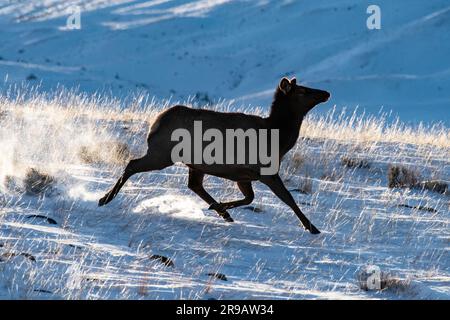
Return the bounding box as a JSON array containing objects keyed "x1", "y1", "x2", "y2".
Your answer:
[
  {"x1": 308, "y1": 224, "x2": 321, "y2": 234},
  {"x1": 98, "y1": 195, "x2": 109, "y2": 207},
  {"x1": 218, "y1": 210, "x2": 234, "y2": 222},
  {"x1": 209, "y1": 203, "x2": 234, "y2": 222},
  {"x1": 222, "y1": 214, "x2": 234, "y2": 223}
]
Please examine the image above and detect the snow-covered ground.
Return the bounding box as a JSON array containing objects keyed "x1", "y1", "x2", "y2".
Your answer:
[
  {"x1": 0, "y1": 89, "x2": 448, "y2": 299},
  {"x1": 0, "y1": 0, "x2": 450, "y2": 124}
]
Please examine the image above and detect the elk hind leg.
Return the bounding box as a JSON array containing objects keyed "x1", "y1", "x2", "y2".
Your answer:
[
  {"x1": 188, "y1": 169, "x2": 234, "y2": 222},
  {"x1": 98, "y1": 153, "x2": 171, "y2": 206}
]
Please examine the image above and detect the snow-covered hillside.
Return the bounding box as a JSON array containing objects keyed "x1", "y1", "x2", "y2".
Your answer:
[
  {"x1": 0, "y1": 88, "x2": 448, "y2": 299},
  {"x1": 1, "y1": 0, "x2": 450, "y2": 124}
]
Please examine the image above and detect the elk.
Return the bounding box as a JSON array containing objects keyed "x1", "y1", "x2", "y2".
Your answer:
[{"x1": 99, "y1": 77, "x2": 330, "y2": 234}]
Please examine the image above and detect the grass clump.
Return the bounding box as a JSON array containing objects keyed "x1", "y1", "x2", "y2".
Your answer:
[
  {"x1": 290, "y1": 176, "x2": 313, "y2": 194},
  {"x1": 357, "y1": 266, "x2": 411, "y2": 293},
  {"x1": 417, "y1": 180, "x2": 448, "y2": 195},
  {"x1": 388, "y1": 166, "x2": 448, "y2": 194},
  {"x1": 341, "y1": 156, "x2": 370, "y2": 169}
]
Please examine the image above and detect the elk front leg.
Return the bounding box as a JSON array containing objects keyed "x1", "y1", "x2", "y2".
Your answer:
[{"x1": 260, "y1": 174, "x2": 320, "y2": 234}]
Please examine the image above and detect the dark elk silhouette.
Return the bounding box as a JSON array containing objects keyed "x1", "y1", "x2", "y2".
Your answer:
[{"x1": 99, "y1": 77, "x2": 330, "y2": 234}]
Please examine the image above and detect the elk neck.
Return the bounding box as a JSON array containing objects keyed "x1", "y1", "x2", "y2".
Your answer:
[{"x1": 266, "y1": 91, "x2": 306, "y2": 156}]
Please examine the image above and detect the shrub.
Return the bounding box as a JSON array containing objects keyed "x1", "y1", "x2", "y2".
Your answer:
[
  {"x1": 109, "y1": 141, "x2": 131, "y2": 164},
  {"x1": 388, "y1": 166, "x2": 419, "y2": 188},
  {"x1": 78, "y1": 145, "x2": 100, "y2": 164},
  {"x1": 388, "y1": 166, "x2": 448, "y2": 194},
  {"x1": 23, "y1": 168, "x2": 55, "y2": 195},
  {"x1": 26, "y1": 73, "x2": 37, "y2": 81}
]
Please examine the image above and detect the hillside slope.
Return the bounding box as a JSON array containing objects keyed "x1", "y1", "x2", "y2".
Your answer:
[{"x1": 0, "y1": 90, "x2": 448, "y2": 299}]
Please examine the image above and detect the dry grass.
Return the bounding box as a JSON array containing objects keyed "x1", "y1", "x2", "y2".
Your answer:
[
  {"x1": 78, "y1": 141, "x2": 131, "y2": 165},
  {"x1": 302, "y1": 107, "x2": 450, "y2": 149},
  {"x1": 3, "y1": 84, "x2": 449, "y2": 148}
]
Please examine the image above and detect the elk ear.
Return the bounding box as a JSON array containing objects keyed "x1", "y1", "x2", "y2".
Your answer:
[
  {"x1": 279, "y1": 77, "x2": 292, "y2": 95},
  {"x1": 290, "y1": 77, "x2": 297, "y2": 86}
]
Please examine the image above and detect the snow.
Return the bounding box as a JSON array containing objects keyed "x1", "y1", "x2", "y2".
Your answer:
[
  {"x1": 0, "y1": 0, "x2": 448, "y2": 300},
  {"x1": 133, "y1": 194, "x2": 206, "y2": 220}
]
